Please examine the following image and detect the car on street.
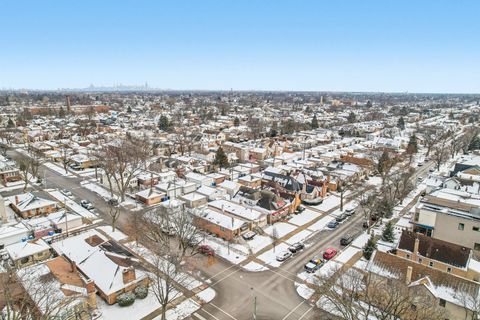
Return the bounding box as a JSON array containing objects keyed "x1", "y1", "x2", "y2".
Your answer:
[
  {"x1": 288, "y1": 242, "x2": 305, "y2": 253},
  {"x1": 429, "y1": 168, "x2": 435, "y2": 172},
  {"x1": 417, "y1": 162, "x2": 423, "y2": 167},
  {"x1": 61, "y1": 189, "x2": 73, "y2": 197},
  {"x1": 198, "y1": 245, "x2": 215, "y2": 256},
  {"x1": 345, "y1": 205, "x2": 356, "y2": 216},
  {"x1": 242, "y1": 231, "x2": 256, "y2": 240},
  {"x1": 80, "y1": 200, "x2": 94, "y2": 210},
  {"x1": 335, "y1": 213, "x2": 347, "y2": 222},
  {"x1": 304, "y1": 258, "x2": 323, "y2": 273},
  {"x1": 340, "y1": 234, "x2": 354, "y2": 246},
  {"x1": 276, "y1": 250, "x2": 293, "y2": 261},
  {"x1": 295, "y1": 206, "x2": 305, "y2": 214},
  {"x1": 327, "y1": 220, "x2": 339, "y2": 229},
  {"x1": 323, "y1": 248, "x2": 337, "y2": 260}
]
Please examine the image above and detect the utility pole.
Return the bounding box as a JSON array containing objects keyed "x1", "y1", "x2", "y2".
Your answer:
[{"x1": 251, "y1": 287, "x2": 257, "y2": 320}]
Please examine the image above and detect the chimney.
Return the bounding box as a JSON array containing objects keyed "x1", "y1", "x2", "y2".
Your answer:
[
  {"x1": 71, "y1": 261, "x2": 77, "y2": 273},
  {"x1": 413, "y1": 237, "x2": 420, "y2": 255},
  {"x1": 85, "y1": 279, "x2": 97, "y2": 309},
  {"x1": 122, "y1": 266, "x2": 136, "y2": 284},
  {"x1": 406, "y1": 266, "x2": 413, "y2": 285}
]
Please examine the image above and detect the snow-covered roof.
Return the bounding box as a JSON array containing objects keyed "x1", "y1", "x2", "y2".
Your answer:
[
  {"x1": 194, "y1": 208, "x2": 245, "y2": 230},
  {"x1": 6, "y1": 238, "x2": 50, "y2": 260}
]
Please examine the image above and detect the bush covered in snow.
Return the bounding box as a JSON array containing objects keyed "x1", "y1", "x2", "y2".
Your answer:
[
  {"x1": 134, "y1": 285, "x2": 148, "y2": 299},
  {"x1": 117, "y1": 292, "x2": 136, "y2": 306}
]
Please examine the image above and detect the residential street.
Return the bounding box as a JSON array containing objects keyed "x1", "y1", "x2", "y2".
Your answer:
[{"x1": 6, "y1": 147, "x2": 435, "y2": 320}]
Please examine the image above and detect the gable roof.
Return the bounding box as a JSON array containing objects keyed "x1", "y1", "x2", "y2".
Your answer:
[{"x1": 398, "y1": 230, "x2": 470, "y2": 268}]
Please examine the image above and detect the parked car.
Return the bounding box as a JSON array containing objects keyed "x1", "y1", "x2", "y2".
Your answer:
[
  {"x1": 327, "y1": 220, "x2": 339, "y2": 229},
  {"x1": 295, "y1": 206, "x2": 305, "y2": 214},
  {"x1": 345, "y1": 205, "x2": 356, "y2": 216},
  {"x1": 61, "y1": 189, "x2": 73, "y2": 197},
  {"x1": 429, "y1": 168, "x2": 435, "y2": 172},
  {"x1": 198, "y1": 245, "x2": 215, "y2": 256},
  {"x1": 108, "y1": 198, "x2": 119, "y2": 206},
  {"x1": 335, "y1": 213, "x2": 347, "y2": 222},
  {"x1": 363, "y1": 221, "x2": 369, "y2": 229},
  {"x1": 80, "y1": 200, "x2": 94, "y2": 210},
  {"x1": 276, "y1": 250, "x2": 293, "y2": 262},
  {"x1": 242, "y1": 231, "x2": 256, "y2": 240},
  {"x1": 288, "y1": 242, "x2": 305, "y2": 253},
  {"x1": 304, "y1": 258, "x2": 323, "y2": 273},
  {"x1": 340, "y1": 234, "x2": 354, "y2": 246},
  {"x1": 323, "y1": 248, "x2": 337, "y2": 260}
]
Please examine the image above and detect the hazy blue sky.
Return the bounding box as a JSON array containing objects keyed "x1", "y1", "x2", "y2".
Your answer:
[{"x1": 1, "y1": 1, "x2": 479, "y2": 93}]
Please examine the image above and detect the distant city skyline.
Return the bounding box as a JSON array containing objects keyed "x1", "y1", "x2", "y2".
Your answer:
[{"x1": 1, "y1": 0, "x2": 479, "y2": 93}]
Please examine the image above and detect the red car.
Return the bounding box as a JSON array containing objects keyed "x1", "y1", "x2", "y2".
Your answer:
[
  {"x1": 323, "y1": 248, "x2": 337, "y2": 260},
  {"x1": 198, "y1": 245, "x2": 215, "y2": 256}
]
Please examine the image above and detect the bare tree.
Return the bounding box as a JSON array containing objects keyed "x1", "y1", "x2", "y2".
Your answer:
[
  {"x1": 314, "y1": 267, "x2": 447, "y2": 320},
  {"x1": 98, "y1": 136, "x2": 150, "y2": 202},
  {"x1": 108, "y1": 204, "x2": 121, "y2": 232},
  {"x1": 271, "y1": 225, "x2": 279, "y2": 253},
  {"x1": 172, "y1": 207, "x2": 203, "y2": 257},
  {"x1": 431, "y1": 137, "x2": 449, "y2": 171},
  {"x1": 17, "y1": 155, "x2": 40, "y2": 192}
]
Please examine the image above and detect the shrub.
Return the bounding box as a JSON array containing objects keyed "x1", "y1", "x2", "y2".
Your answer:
[
  {"x1": 117, "y1": 292, "x2": 136, "y2": 307},
  {"x1": 134, "y1": 285, "x2": 148, "y2": 299}
]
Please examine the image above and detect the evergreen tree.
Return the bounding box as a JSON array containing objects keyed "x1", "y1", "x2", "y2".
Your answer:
[
  {"x1": 269, "y1": 122, "x2": 278, "y2": 137},
  {"x1": 158, "y1": 115, "x2": 170, "y2": 131},
  {"x1": 363, "y1": 234, "x2": 377, "y2": 260},
  {"x1": 469, "y1": 134, "x2": 480, "y2": 151},
  {"x1": 377, "y1": 151, "x2": 390, "y2": 175},
  {"x1": 397, "y1": 116, "x2": 405, "y2": 130},
  {"x1": 311, "y1": 114, "x2": 319, "y2": 129},
  {"x1": 366, "y1": 100, "x2": 372, "y2": 108},
  {"x1": 233, "y1": 117, "x2": 240, "y2": 127},
  {"x1": 213, "y1": 147, "x2": 229, "y2": 169},
  {"x1": 127, "y1": 106, "x2": 132, "y2": 113},
  {"x1": 58, "y1": 106, "x2": 65, "y2": 118},
  {"x1": 347, "y1": 111, "x2": 356, "y2": 123},
  {"x1": 382, "y1": 221, "x2": 395, "y2": 242},
  {"x1": 7, "y1": 118, "x2": 15, "y2": 128},
  {"x1": 406, "y1": 134, "x2": 418, "y2": 154}
]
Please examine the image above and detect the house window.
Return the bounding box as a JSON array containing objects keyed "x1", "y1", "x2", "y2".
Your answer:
[
  {"x1": 429, "y1": 261, "x2": 434, "y2": 267},
  {"x1": 447, "y1": 267, "x2": 452, "y2": 273},
  {"x1": 418, "y1": 258, "x2": 423, "y2": 263},
  {"x1": 406, "y1": 254, "x2": 410, "y2": 259},
  {"x1": 439, "y1": 299, "x2": 446, "y2": 307},
  {"x1": 220, "y1": 227, "x2": 225, "y2": 231},
  {"x1": 473, "y1": 226, "x2": 479, "y2": 232},
  {"x1": 458, "y1": 223, "x2": 465, "y2": 231}
]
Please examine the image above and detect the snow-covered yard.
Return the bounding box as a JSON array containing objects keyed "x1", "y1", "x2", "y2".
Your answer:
[
  {"x1": 311, "y1": 194, "x2": 341, "y2": 212},
  {"x1": 43, "y1": 162, "x2": 75, "y2": 177},
  {"x1": 288, "y1": 209, "x2": 322, "y2": 226},
  {"x1": 264, "y1": 222, "x2": 296, "y2": 238}
]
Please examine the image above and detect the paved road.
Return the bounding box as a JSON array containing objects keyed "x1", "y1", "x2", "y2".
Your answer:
[{"x1": 5, "y1": 148, "x2": 435, "y2": 320}]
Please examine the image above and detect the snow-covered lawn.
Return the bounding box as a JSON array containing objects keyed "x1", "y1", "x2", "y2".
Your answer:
[
  {"x1": 284, "y1": 229, "x2": 313, "y2": 245},
  {"x1": 81, "y1": 181, "x2": 116, "y2": 200},
  {"x1": 264, "y1": 222, "x2": 296, "y2": 238},
  {"x1": 257, "y1": 242, "x2": 291, "y2": 268},
  {"x1": 195, "y1": 287, "x2": 216, "y2": 304},
  {"x1": 334, "y1": 246, "x2": 361, "y2": 264},
  {"x1": 163, "y1": 298, "x2": 201, "y2": 320},
  {"x1": 43, "y1": 162, "x2": 74, "y2": 177},
  {"x1": 245, "y1": 235, "x2": 272, "y2": 253},
  {"x1": 311, "y1": 194, "x2": 340, "y2": 212},
  {"x1": 201, "y1": 237, "x2": 248, "y2": 264},
  {"x1": 97, "y1": 289, "x2": 163, "y2": 320},
  {"x1": 288, "y1": 209, "x2": 322, "y2": 226},
  {"x1": 295, "y1": 283, "x2": 315, "y2": 300},
  {"x1": 97, "y1": 226, "x2": 128, "y2": 241},
  {"x1": 242, "y1": 261, "x2": 269, "y2": 272}
]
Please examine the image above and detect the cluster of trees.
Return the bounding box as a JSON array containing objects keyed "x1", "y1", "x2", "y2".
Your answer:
[{"x1": 314, "y1": 268, "x2": 448, "y2": 320}]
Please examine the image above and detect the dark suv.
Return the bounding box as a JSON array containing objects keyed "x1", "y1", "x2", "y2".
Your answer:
[
  {"x1": 340, "y1": 234, "x2": 354, "y2": 246},
  {"x1": 288, "y1": 242, "x2": 305, "y2": 253}
]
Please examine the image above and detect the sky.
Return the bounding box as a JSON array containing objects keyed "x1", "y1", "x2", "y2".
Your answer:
[{"x1": 0, "y1": 0, "x2": 479, "y2": 93}]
